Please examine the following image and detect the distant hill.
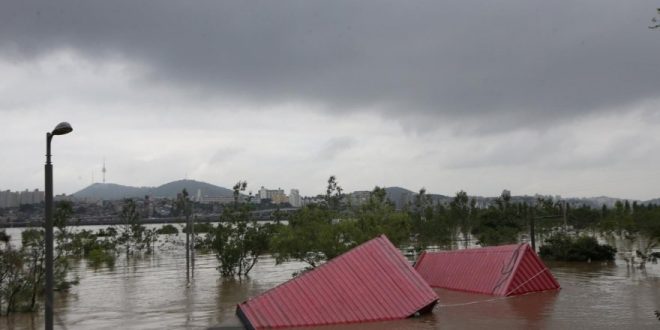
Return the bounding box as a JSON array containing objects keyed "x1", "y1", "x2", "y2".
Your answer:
[
  {"x1": 382, "y1": 187, "x2": 414, "y2": 209},
  {"x1": 150, "y1": 179, "x2": 233, "y2": 198},
  {"x1": 643, "y1": 198, "x2": 660, "y2": 205},
  {"x1": 73, "y1": 183, "x2": 151, "y2": 200},
  {"x1": 73, "y1": 179, "x2": 233, "y2": 200},
  {"x1": 73, "y1": 180, "x2": 660, "y2": 208}
]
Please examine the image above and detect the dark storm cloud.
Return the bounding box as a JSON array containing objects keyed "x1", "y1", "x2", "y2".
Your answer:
[{"x1": 2, "y1": 0, "x2": 659, "y2": 129}]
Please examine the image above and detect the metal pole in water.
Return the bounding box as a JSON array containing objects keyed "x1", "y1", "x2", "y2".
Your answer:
[
  {"x1": 43, "y1": 122, "x2": 72, "y2": 330},
  {"x1": 563, "y1": 201, "x2": 568, "y2": 231},
  {"x1": 530, "y1": 208, "x2": 536, "y2": 252},
  {"x1": 45, "y1": 133, "x2": 54, "y2": 330},
  {"x1": 191, "y1": 203, "x2": 195, "y2": 278},
  {"x1": 186, "y1": 211, "x2": 190, "y2": 284}
]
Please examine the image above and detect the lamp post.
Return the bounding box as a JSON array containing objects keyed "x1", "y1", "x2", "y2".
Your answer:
[{"x1": 45, "y1": 122, "x2": 72, "y2": 330}]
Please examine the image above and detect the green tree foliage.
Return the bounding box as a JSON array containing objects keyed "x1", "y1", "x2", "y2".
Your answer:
[
  {"x1": 272, "y1": 183, "x2": 412, "y2": 270},
  {"x1": 271, "y1": 204, "x2": 354, "y2": 269},
  {"x1": 0, "y1": 238, "x2": 24, "y2": 314},
  {"x1": 175, "y1": 189, "x2": 192, "y2": 218},
  {"x1": 213, "y1": 181, "x2": 276, "y2": 277},
  {"x1": 325, "y1": 175, "x2": 344, "y2": 211},
  {"x1": 272, "y1": 177, "x2": 360, "y2": 270},
  {"x1": 353, "y1": 187, "x2": 410, "y2": 246},
  {"x1": 157, "y1": 224, "x2": 179, "y2": 235},
  {"x1": 471, "y1": 191, "x2": 525, "y2": 246},
  {"x1": 183, "y1": 222, "x2": 214, "y2": 234},
  {"x1": 0, "y1": 202, "x2": 81, "y2": 315},
  {"x1": 621, "y1": 203, "x2": 660, "y2": 252},
  {"x1": 117, "y1": 199, "x2": 155, "y2": 255},
  {"x1": 450, "y1": 191, "x2": 474, "y2": 248},
  {"x1": 568, "y1": 204, "x2": 601, "y2": 231},
  {"x1": 409, "y1": 189, "x2": 456, "y2": 248},
  {"x1": 539, "y1": 232, "x2": 616, "y2": 262}
]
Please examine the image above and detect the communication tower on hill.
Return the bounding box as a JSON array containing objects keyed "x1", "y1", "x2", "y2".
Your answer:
[{"x1": 102, "y1": 158, "x2": 107, "y2": 183}]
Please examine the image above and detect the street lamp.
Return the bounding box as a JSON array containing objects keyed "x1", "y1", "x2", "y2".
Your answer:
[{"x1": 45, "y1": 122, "x2": 72, "y2": 330}]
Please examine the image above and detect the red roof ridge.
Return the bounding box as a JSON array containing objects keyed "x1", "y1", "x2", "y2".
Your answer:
[
  {"x1": 237, "y1": 234, "x2": 439, "y2": 329},
  {"x1": 414, "y1": 243, "x2": 559, "y2": 296},
  {"x1": 241, "y1": 234, "x2": 392, "y2": 304}
]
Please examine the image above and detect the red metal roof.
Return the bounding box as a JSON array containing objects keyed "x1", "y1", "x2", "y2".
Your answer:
[
  {"x1": 414, "y1": 243, "x2": 560, "y2": 296},
  {"x1": 236, "y1": 235, "x2": 438, "y2": 329}
]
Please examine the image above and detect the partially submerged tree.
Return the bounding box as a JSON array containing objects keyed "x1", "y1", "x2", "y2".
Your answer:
[
  {"x1": 213, "y1": 181, "x2": 276, "y2": 277},
  {"x1": 272, "y1": 183, "x2": 412, "y2": 271},
  {"x1": 409, "y1": 189, "x2": 455, "y2": 249},
  {"x1": 471, "y1": 191, "x2": 524, "y2": 246},
  {"x1": 271, "y1": 204, "x2": 354, "y2": 269},
  {"x1": 450, "y1": 191, "x2": 473, "y2": 248},
  {"x1": 539, "y1": 232, "x2": 616, "y2": 262},
  {"x1": 0, "y1": 202, "x2": 79, "y2": 314},
  {"x1": 354, "y1": 186, "x2": 410, "y2": 246},
  {"x1": 117, "y1": 199, "x2": 154, "y2": 256}
]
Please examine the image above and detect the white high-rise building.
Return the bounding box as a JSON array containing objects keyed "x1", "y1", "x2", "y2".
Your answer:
[
  {"x1": 289, "y1": 189, "x2": 302, "y2": 207},
  {"x1": 259, "y1": 186, "x2": 268, "y2": 200},
  {"x1": 0, "y1": 189, "x2": 45, "y2": 208},
  {"x1": 258, "y1": 186, "x2": 294, "y2": 204}
]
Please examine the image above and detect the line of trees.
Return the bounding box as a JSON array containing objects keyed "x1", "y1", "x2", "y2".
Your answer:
[
  {"x1": 210, "y1": 178, "x2": 659, "y2": 275},
  {"x1": 3, "y1": 178, "x2": 658, "y2": 314}
]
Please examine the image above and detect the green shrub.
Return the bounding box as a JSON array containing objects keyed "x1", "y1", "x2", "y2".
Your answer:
[
  {"x1": 157, "y1": 224, "x2": 179, "y2": 235},
  {"x1": 539, "y1": 232, "x2": 616, "y2": 262},
  {"x1": 87, "y1": 247, "x2": 116, "y2": 268},
  {"x1": 182, "y1": 222, "x2": 214, "y2": 234}
]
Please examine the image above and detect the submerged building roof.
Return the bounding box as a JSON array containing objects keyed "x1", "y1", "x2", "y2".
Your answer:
[
  {"x1": 236, "y1": 235, "x2": 438, "y2": 329},
  {"x1": 414, "y1": 243, "x2": 560, "y2": 296}
]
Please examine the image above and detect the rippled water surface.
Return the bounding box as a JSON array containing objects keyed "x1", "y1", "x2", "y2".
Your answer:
[{"x1": 2, "y1": 227, "x2": 659, "y2": 329}]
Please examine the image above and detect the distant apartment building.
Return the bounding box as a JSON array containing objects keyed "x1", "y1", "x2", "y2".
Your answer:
[
  {"x1": 289, "y1": 189, "x2": 302, "y2": 207},
  {"x1": 0, "y1": 189, "x2": 45, "y2": 208},
  {"x1": 191, "y1": 188, "x2": 238, "y2": 205},
  {"x1": 258, "y1": 186, "x2": 289, "y2": 204}
]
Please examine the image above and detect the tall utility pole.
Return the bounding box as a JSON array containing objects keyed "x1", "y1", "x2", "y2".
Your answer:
[
  {"x1": 177, "y1": 189, "x2": 191, "y2": 285},
  {"x1": 45, "y1": 122, "x2": 73, "y2": 330},
  {"x1": 185, "y1": 195, "x2": 190, "y2": 285},
  {"x1": 563, "y1": 201, "x2": 568, "y2": 231},
  {"x1": 191, "y1": 203, "x2": 195, "y2": 278},
  {"x1": 530, "y1": 207, "x2": 536, "y2": 251},
  {"x1": 45, "y1": 135, "x2": 54, "y2": 330},
  {"x1": 102, "y1": 158, "x2": 106, "y2": 183}
]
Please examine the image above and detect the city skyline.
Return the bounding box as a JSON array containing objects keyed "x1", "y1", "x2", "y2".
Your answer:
[{"x1": 2, "y1": 2, "x2": 660, "y2": 200}]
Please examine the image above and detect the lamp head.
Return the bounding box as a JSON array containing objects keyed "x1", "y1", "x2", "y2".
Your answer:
[{"x1": 51, "y1": 122, "x2": 73, "y2": 136}]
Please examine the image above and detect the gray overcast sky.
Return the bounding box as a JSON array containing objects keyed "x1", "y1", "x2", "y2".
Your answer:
[{"x1": 2, "y1": 1, "x2": 660, "y2": 199}]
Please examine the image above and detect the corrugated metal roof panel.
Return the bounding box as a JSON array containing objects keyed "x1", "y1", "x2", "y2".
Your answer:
[
  {"x1": 236, "y1": 235, "x2": 439, "y2": 329},
  {"x1": 414, "y1": 243, "x2": 560, "y2": 296}
]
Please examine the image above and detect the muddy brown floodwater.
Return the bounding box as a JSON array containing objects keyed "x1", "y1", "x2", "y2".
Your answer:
[{"x1": 2, "y1": 229, "x2": 659, "y2": 329}]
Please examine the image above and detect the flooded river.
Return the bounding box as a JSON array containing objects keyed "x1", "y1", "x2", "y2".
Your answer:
[{"x1": 2, "y1": 227, "x2": 659, "y2": 329}]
